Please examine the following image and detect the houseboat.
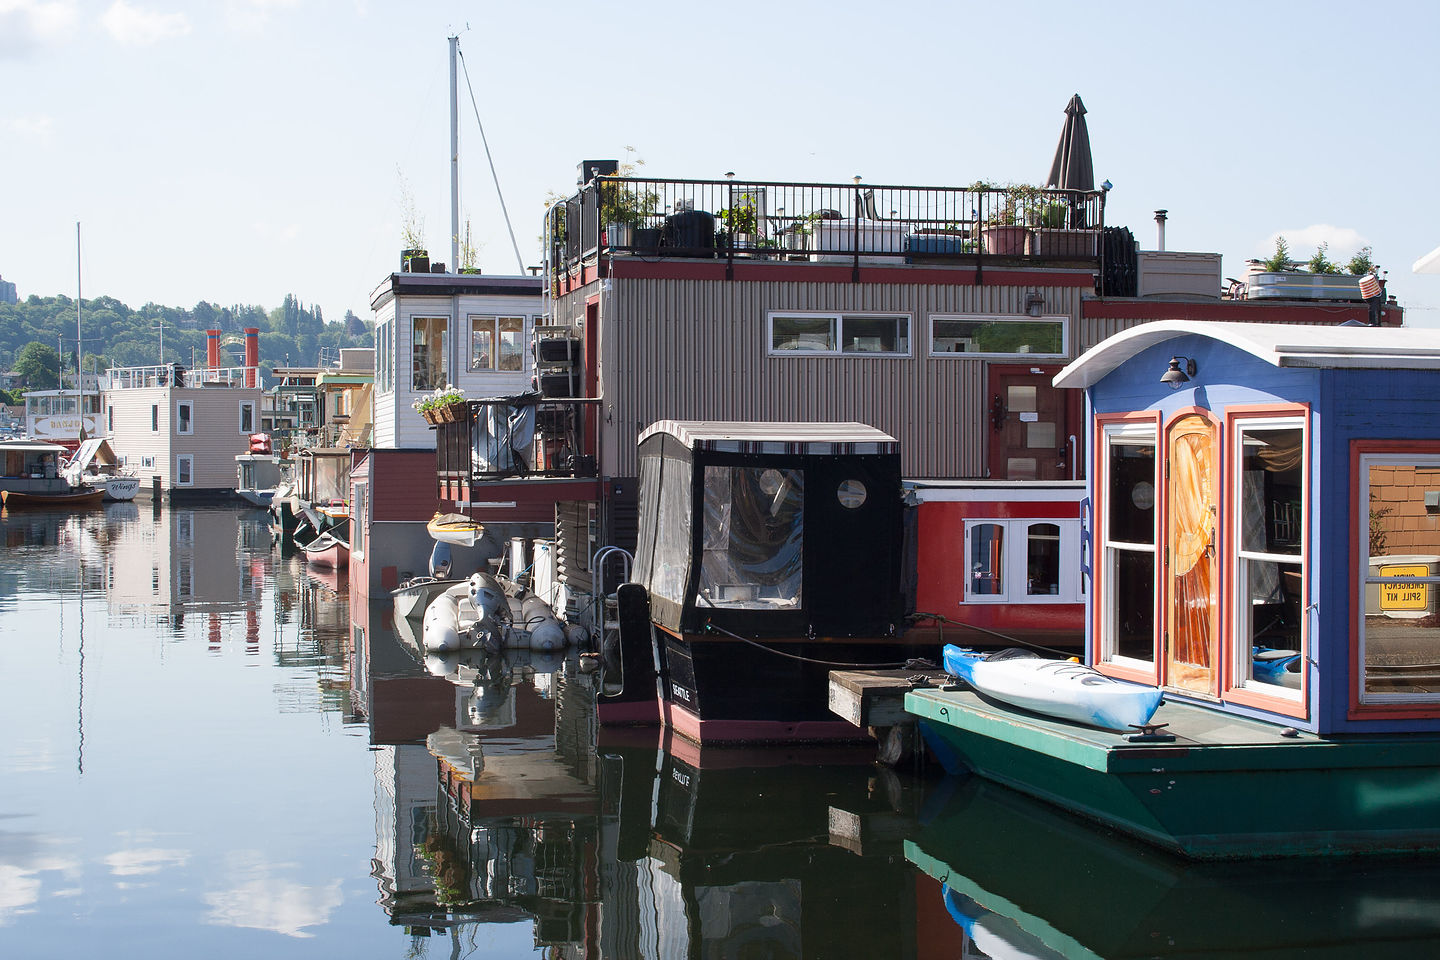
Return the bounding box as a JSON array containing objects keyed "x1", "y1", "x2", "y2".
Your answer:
[
  {"x1": 609, "y1": 420, "x2": 934, "y2": 744},
  {"x1": 907, "y1": 320, "x2": 1440, "y2": 858},
  {"x1": 22, "y1": 384, "x2": 102, "y2": 451},
  {"x1": 101, "y1": 329, "x2": 264, "y2": 501}
]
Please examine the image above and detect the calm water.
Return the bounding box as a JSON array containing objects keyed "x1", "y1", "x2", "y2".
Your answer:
[{"x1": 3, "y1": 504, "x2": 1440, "y2": 958}]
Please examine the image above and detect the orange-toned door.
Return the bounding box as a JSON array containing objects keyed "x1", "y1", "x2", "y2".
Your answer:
[
  {"x1": 987, "y1": 365, "x2": 1074, "y2": 481},
  {"x1": 1164, "y1": 413, "x2": 1219, "y2": 695}
]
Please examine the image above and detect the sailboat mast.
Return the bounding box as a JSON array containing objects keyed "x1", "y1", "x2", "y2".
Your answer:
[
  {"x1": 76, "y1": 222, "x2": 83, "y2": 392},
  {"x1": 449, "y1": 35, "x2": 460, "y2": 274}
]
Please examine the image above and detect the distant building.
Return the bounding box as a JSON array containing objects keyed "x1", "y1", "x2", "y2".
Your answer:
[{"x1": 0, "y1": 275, "x2": 15, "y2": 305}]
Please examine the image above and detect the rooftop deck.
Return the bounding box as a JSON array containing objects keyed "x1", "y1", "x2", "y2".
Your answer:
[{"x1": 548, "y1": 176, "x2": 1110, "y2": 281}]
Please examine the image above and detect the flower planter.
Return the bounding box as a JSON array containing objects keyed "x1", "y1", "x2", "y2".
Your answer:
[{"x1": 981, "y1": 225, "x2": 1032, "y2": 256}]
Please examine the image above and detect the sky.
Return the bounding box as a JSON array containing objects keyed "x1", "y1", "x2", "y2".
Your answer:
[{"x1": 4, "y1": 0, "x2": 1440, "y2": 334}]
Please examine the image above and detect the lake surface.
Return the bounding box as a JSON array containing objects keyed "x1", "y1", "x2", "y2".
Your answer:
[{"x1": 4, "y1": 503, "x2": 1440, "y2": 958}]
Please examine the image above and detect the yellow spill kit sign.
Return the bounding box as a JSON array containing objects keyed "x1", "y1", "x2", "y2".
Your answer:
[{"x1": 1380, "y1": 564, "x2": 1430, "y2": 611}]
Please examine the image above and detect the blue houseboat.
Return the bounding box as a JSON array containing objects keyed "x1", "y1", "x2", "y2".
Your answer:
[{"x1": 907, "y1": 320, "x2": 1440, "y2": 857}]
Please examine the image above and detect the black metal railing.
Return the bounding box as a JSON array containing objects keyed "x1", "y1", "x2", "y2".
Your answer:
[
  {"x1": 546, "y1": 176, "x2": 1105, "y2": 273},
  {"x1": 435, "y1": 396, "x2": 598, "y2": 484}
]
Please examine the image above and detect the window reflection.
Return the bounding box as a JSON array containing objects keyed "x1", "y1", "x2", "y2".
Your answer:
[
  {"x1": 1362, "y1": 459, "x2": 1440, "y2": 699},
  {"x1": 698, "y1": 466, "x2": 804, "y2": 609}
]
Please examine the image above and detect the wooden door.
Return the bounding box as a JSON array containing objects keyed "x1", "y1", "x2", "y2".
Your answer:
[
  {"x1": 987, "y1": 365, "x2": 1072, "y2": 481},
  {"x1": 1165, "y1": 413, "x2": 1219, "y2": 694}
]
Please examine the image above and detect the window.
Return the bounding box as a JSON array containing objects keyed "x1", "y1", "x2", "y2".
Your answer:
[
  {"x1": 177, "y1": 402, "x2": 192, "y2": 435},
  {"x1": 351, "y1": 481, "x2": 367, "y2": 559},
  {"x1": 151, "y1": 404, "x2": 159, "y2": 432},
  {"x1": 470, "y1": 316, "x2": 527, "y2": 371},
  {"x1": 698, "y1": 466, "x2": 804, "y2": 608},
  {"x1": 930, "y1": 315, "x2": 1067, "y2": 358},
  {"x1": 768, "y1": 313, "x2": 910, "y2": 356},
  {"x1": 239, "y1": 401, "x2": 255, "y2": 434},
  {"x1": 1357, "y1": 446, "x2": 1440, "y2": 710},
  {"x1": 176, "y1": 455, "x2": 193, "y2": 486},
  {"x1": 964, "y1": 519, "x2": 1080, "y2": 603},
  {"x1": 412, "y1": 316, "x2": 448, "y2": 390},
  {"x1": 377, "y1": 320, "x2": 393, "y2": 394},
  {"x1": 1229, "y1": 415, "x2": 1307, "y2": 706},
  {"x1": 1098, "y1": 420, "x2": 1159, "y2": 670},
  {"x1": 107, "y1": 406, "x2": 113, "y2": 432}
]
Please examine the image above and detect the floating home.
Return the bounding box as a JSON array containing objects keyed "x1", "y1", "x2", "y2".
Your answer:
[{"x1": 908, "y1": 320, "x2": 1440, "y2": 857}]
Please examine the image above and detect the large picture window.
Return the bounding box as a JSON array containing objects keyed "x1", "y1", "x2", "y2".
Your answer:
[
  {"x1": 1229, "y1": 414, "x2": 1307, "y2": 708},
  {"x1": 930, "y1": 315, "x2": 1067, "y2": 358},
  {"x1": 1357, "y1": 447, "x2": 1440, "y2": 709},
  {"x1": 698, "y1": 466, "x2": 804, "y2": 609},
  {"x1": 768, "y1": 313, "x2": 910, "y2": 356},
  {"x1": 1098, "y1": 419, "x2": 1158, "y2": 672},
  {"x1": 470, "y1": 316, "x2": 527, "y2": 371},
  {"x1": 412, "y1": 316, "x2": 448, "y2": 390}
]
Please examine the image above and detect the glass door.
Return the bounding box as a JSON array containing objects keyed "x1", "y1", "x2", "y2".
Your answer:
[{"x1": 1165, "y1": 414, "x2": 1219, "y2": 694}]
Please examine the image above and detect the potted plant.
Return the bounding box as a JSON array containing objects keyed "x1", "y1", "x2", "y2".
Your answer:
[
  {"x1": 599, "y1": 179, "x2": 658, "y2": 250},
  {"x1": 1029, "y1": 194, "x2": 1097, "y2": 256},
  {"x1": 411, "y1": 385, "x2": 466, "y2": 425},
  {"x1": 718, "y1": 200, "x2": 760, "y2": 253},
  {"x1": 980, "y1": 182, "x2": 1041, "y2": 256}
]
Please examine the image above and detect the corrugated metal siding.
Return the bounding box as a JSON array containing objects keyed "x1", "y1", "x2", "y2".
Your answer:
[
  {"x1": 579, "y1": 277, "x2": 1083, "y2": 479},
  {"x1": 368, "y1": 450, "x2": 442, "y2": 522}
]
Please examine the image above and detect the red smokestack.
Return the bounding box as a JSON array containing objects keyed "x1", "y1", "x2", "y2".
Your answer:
[
  {"x1": 206, "y1": 329, "x2": 221, "y2": 368},
  {"x1": 244, "y1": 328, "x2": 259, "y2": 387}
]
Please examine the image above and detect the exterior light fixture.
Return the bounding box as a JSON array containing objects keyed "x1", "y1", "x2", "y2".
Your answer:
[
  {"x1": 1161, "y1": 356, "x2": 1197, "y2": 389},
  {"x1": 1024, "y1": 291, "x2": 1045, "y2": 317}
]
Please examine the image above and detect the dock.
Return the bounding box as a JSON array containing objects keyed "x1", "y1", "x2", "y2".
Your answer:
[{"x1": 827, "y1": 667, "x2": 951, "y2": 765}]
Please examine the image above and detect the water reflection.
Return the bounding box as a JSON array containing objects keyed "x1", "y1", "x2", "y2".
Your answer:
[{"x1": 906, "y1": 776, "x2": 1440, "y2": 958}]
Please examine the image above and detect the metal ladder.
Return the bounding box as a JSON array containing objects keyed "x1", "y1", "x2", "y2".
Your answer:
[{"x1": 590, "y1": 545, "x2": 633, "y2": 653}]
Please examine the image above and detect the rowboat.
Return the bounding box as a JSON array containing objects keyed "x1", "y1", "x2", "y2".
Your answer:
[
  {"x1": 942, "y1": 645, "x2": 1163, "y2": 732},
  {"x1": 426, "y1": 511, "x2": 488, "y2": 547},
  {"x1": 2, "y1": 487, "x2": 105, "y2": 509},
  {"x1": 302, "y1": 530, "x2": 350, "y2": 569}
]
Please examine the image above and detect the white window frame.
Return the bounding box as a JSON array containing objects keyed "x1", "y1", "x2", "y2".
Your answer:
[
  {"x1": 351, "y1": 480, "x2": 368, "y2": 560},
  {"x1": 766, "y1": 311, "x2": 912, "y2": 357},
  {"x1": 468, "y1": 314, "x2": 531, "y2": 372},
  {"x1": 176, "y1": 454, "x2": 193, "y2": 486},
  {"x1": 963, "y1": 518, "x2": 1082, "y2": 604},
  {"x1": 411, "y1": 315, "x2": 450, "y2": 391},
  {"x1": 376, "y1": 320, "x2": 393, "y2": 395},
  {"x1": 1358, "y1": 450, "x2": 1440, "y2": 707},
  {"x1": 177, "y1": 401, "x2": 193, "y2": 435},
  {"x1": 239, "y1": 400, "x2": 255, "y2": 434},
  {"x1": 1098, "y1": 420, "x2": 1159, "y2": 669},
  {"x1": 1229, "y1": 415, "x2": 1307, "y2": 703},
  {"x1": 929, "y1": 314, "x2": 1068, "y2": 359}
]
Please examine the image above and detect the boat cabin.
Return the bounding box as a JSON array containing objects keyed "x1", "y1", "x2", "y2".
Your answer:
[
  {"x1": 0, "y1": 440, "x2": 71, "y2": 495},
  {"x1": 623, "y1": 420, "x2": 925, "y2": 742},
  {"x1": 1055, "y1": 320, "x2": 1440, "y2": 734}
]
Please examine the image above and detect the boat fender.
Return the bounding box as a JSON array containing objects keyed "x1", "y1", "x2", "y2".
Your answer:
[
  {"x1": 422, "y1": 590, "x2": 465, "y2": 652},
  {"x1": 564, "y1": 622, "x2": 592, "y2": 650}
]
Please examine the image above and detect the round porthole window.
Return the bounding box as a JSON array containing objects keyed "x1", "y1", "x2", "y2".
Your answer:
[{"x1": 836, "y1": 479, "x2": 867, "y2": 509}]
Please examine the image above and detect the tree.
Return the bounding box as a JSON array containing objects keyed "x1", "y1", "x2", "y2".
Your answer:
[{"x1": 15, "y1": 341, "x2": 60, "y2": 388}]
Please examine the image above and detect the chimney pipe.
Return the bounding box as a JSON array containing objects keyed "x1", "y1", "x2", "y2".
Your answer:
[
  {"x1": 244, "y1": 327, "x2": 259, "y2": 387},
  {"x1": 206, "y1": 329, "x2": 221, "y2": 369},
  {"x1": 1154, "y1": 209, "x2": 1168, "y2": 252}
]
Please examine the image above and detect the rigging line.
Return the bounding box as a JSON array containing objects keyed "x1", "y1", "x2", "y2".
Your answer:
[
  {"x1": 702, "y1": 620, "x2": 914, "y2": 670},
  {"x1": 455, "y1": 45, "x2": 525, "y2": 274}
]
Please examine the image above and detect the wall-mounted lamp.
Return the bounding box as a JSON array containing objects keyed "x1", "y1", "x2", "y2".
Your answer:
[
  {"x1": 1100, "y1": 179, "x2": 1113, "y2": 192},
  {"x1": 1024, "y1": 291, "x2": 1045, "y2": 317},
  {"x1": 1161, "y1": 355, "x2": 1197, "y2": 389}
]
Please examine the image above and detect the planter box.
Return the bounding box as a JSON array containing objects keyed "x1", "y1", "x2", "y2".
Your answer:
[
  {"x1": 1244, "y1": 268, "x2": 1365, "y2": 301},
  {"x1": 811, "y1": 219, "x2": 907, "y2": 263},
  {"x1": 1138, "y1": 251, "x2": 1223, "y2": 300},
  {"x1": 1030, "y1": 228, "x2": 1098, "y2": 258},
  {"x1": 904, "y1": 233, "x2": 977, "y2": 262}
]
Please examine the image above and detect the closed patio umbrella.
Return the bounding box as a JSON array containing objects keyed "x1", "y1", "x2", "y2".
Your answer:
[
  {"x1": 1046, "y1": 94, "x2": 1094, "y2": 192},
  {"x1": 1046, "y1": 95, "x2": 1094, "y2": 230}
]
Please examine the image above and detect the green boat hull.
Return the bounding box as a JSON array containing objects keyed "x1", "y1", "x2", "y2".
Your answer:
[{"x1": 906, "y1": 687, "x2": 1440, "y2": 859}]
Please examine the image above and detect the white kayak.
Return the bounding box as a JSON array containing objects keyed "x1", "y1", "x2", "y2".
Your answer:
[{"x1": 943, "y1": 645, "x2": 1162, "y2": 732}]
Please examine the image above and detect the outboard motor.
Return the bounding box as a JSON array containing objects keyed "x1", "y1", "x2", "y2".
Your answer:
[{"x1": 429, "y1": 540, "x2": 453, "y2": 579}]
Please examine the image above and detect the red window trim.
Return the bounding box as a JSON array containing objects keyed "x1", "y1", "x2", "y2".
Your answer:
[
  {"x1": 1220, "y1": 404, "x2": 1310, "y2": 721},
  {"x1": 1091, "y1": 411, "x2": 1162, "y2": 684},
  {"x1": 1348, "y1": 439, "x2": 1440, "y2": 720}
]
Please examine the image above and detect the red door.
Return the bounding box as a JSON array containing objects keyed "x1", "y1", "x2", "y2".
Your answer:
[{"x1": 986, "y1": 364, "x2": 1076, "y2": 480}]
